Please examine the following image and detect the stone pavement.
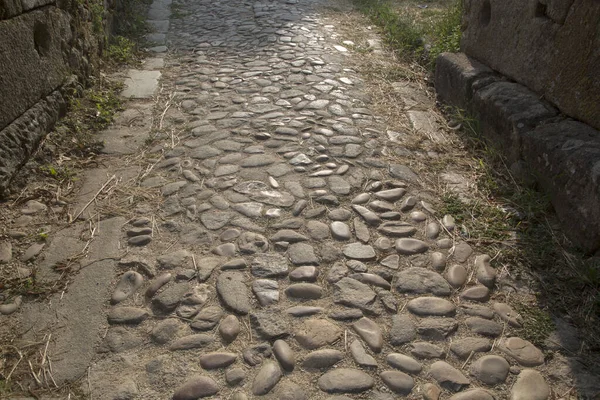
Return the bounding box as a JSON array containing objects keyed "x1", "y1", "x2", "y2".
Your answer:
[{"x1": 1, "y1": 0, "x2": 572, "y2": 398}]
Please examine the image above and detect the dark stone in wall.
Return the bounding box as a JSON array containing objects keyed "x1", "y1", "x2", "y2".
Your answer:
[
  {"x1": 0, "y1": 90, "x2": 67, "y2": 195},
  {"x1": 0, "y1": 6, "x2": 71, "y2": 131}
]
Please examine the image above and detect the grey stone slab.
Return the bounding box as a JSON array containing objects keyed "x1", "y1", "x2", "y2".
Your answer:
[{"x1": 122, "y1": 70, "x2": 162, "y2": 99}]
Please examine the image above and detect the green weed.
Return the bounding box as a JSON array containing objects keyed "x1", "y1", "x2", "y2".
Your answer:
[
  {"x1": 353, "y1": 0, "x2": 463, "y2": 70},
  {"x1": 106, "y1": 36, "x2": 137, "y2": 65}
]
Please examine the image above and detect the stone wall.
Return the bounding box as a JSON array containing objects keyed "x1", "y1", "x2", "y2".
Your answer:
[
  {"x1": 435, "y1": 1, "x2": 600, "y2": 253},
  {"x1": 460, "y1": 0, "x2": 600, "y2": 131},
  {"x1": 0, "y1": 0, "x2": 105, "y2": 195}
]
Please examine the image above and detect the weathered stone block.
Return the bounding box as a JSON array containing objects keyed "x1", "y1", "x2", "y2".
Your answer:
[
  {"x1": 522, "y1": 120, "x2": 600, "y2": 253},
  {"x1": 0, "y1": 0, "x2": 23, "y2": 19},
  {"x1": 434, "y1": 52, "x2": 498, "y2": 112},
  {"x1": 21, "y1": 0, "x2": 56, "y2": 11},
  {"x1": 461, "y1": 0, "x2": 600, "y2": 131},
  {"x1": 0, "y1": 90, "x2": 66, "y2": 195},
  {"x1": 472, "y1": 81, "x2": 557, "y2": 162},
  {"x1": 0, "y1": 6, "x2": 71, "y2": 131}
]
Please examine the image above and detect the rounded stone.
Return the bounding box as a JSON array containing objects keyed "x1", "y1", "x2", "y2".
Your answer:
[
  {"x1": 475, "y1": 254, "x2": 496, "y2": 287},
  {"x1": 386, "y1": 353, "x2": 423, "y2": 374},
  {"x1": 318, "y1": 368, "x2": 374, "y2": 393},
  {"x1": 219, "y1": 314, "x2": 240, "y2": 343},
  {"x1": 112, "y1": 271, "x2": 144, "y2": 304},
  {"x1": 446, "y1": 264, "x2": 468, "y2": 288},
  {"x1": 151, "y1": 319, "x2": 182, "y2": 344},
  {"x1": 493, "y1": 302, "x2": 522, "y2": 327},
  {"x1": 395, "y1": 238, "x2": 429, "y2": 255},
  {"x1": 225, "y1": 368, "x2": 246, "y2": 386},
  {"x1": 330, "y1": 221, "x2": 352, "y2": 240},
  {"x1": 296, "y1": 319, "x2": 342, "y2": 349},
  {"x1": 460, "y1": 285, "x2": 491, "y2": 302},
  {"x1": 499, "y1": 337, "x2": 545, "y2": 367},
  {"x1": 252, "y1": 361, "x2": 282, "y2": 395},
  {"x1": 380, "y1": 370, "x2": 414, "y2": 394},
  {"x1": 289, "y1": 266, "x2": 319, "y2": 282},
  {"x1": 172, "y1": 375, "x2": 219, "y2": 400},
  {"x1": 407, "y1": 297, "x2": 456, "y2": 317},
  {"x1": 199, "y1": 352, "x2": 237, "y2": 369},
  {"x1": 510, "y1": 369, "x2": 550, "y2": 400},
  {"x1": 465, "y1": 317, "x2": 503, "y2": 337},
  {"x1": 285, "y1": 283, "x2": 323, "y2": 300},
  {"x1": 470, "y1": 355, "x2": 510, "y2": 385},
  {"x1": 342, "y1": 243, "x2": 376, "y2": 260},
  {"x1": 428, "y1": 361, "x2": 470, "y2": 391},
  {"x1": 450, "y1": 389, "x2": 495, "y2": 400},
  {"x1": 301, "y1": 349, "x2": 344, "y2": 369},
  {"x1": 431, "y1": 252, "x2": 446, "y2": 271},
  {"x1": 450, "y1": 337, "x2": 493, "y2": 359},
  {"x1": 273, "y1": 339, "x2": 295, "y2": 372},
  {"x1": 352, "y1": 317, "x2": 383, "y2": 353}
]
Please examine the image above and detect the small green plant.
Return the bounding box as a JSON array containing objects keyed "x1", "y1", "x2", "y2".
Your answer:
[
  {"x1": 106, "y1": 36, "x2": 137, "y2": 65},
  {"x1": 353, "y1": 0, "x2": 463, "y2": 71},
  {"x1": 513, "y1": 303, "x2": 555, "y2": 348}
]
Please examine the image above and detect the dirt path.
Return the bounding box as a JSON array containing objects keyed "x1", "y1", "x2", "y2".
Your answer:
[{"x1": 1, "y1": 0, "x2": 597, "y2": 398}]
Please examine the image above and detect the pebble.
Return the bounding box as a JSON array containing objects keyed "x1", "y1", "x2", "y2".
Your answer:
[
  {"x1": 289, "y1": 266, "x2": 318, "y2": 281},
  {"x1": 353, "y1": 317, "x2": 383, "y2": 353},
  {"x1": 386, "y1": 353, "x2": 422, "y2": 374},
  {"x1": 273, "y1": 339, "x2": 295, "y2": 371},
  {"x1": 389, "y1": 315, "x2": 417, "y2": 345},
  {"x1": 395, "y1": 238, "x2": 429, "y2": 254},
  {"x1": 499, "y1": 337, "x2": 545, "y2": 366},
  {"x1": 145, "y1": 273, "x2": 172, "y2": 298},
  {"x1": 302, "y1": 349, "x2": 344, "y2": 369},
  {"x1": 251, "y1": 360, "x2": 282, "y2": 395},
  {"x1": 395, "y1": 268, "x2": 452, "y2": 296},
  {"x1": 217, "y1": 271, "x2": 251, "y2": 314},
  {"x1": 493, "y1": 302, "x2": 522, "y2": 327},
  {"x1": 128, "y1": 235, "x2": 152, "y2": 246},
  {"x1": 107, "y1": 307, "x2": 149, "y2": 324},
  {"x1": 225, "y1": 368, "x2": 246, "y2": 386},
  {"x1": 449, "y1": 389, "x2": 495, "y2": 400},
  {"x1": 21, "y1": 243, "x2": 45, "y2": 262},
  {"x1": 330, "y1": 221, "x2": 351, "y2": 240},
  {"x1": 342, "y1": 243, "x2": 376, "y2": 260},
  {"x1": 465, "y1": 317, "x2": 503, "y2": 337},
  {"x1": 450, "y1": 337, "x2": 493, "y2": 359},
  {"x1": 0, "y1": 296, "x2": 22, "y2": 315},
  {"x1": 151, "y1": 319, "x2": 182, "y2": 344},
  {"x1": 460, "y1": 285, "x2": 491, "y2": 302},
  {"x1": 410, "y1": 342, "x2": 445, "y2": 359},
  {"x1": 199, "y1": 352, "x2": 237, "y2": 369},
  {"x1": 169, "y1": 334, "x2": 213, "y2": 351},
  {"x1": 285, "y1": 283, "x2": 323, "y2": 299},
  {"x1": 470, "y1": 355, "x2": 510, "y2": 385},
  {"x1": 112, "y1": 271, "x2": 144, "y2": 304},
  {"x1": 446, "y1": 264, "x2": 468, "y2": 288},
  {"x1": 172, "y1": 375, "x2": 219, "y2": 400},
  {"x1": 380, "y1": 370, "x2": 414, "y2": 395},
  {"x1": 252, "y1": 279, "x2": 280, "y2": 306},
  {"x1": 288, "y1": 242, "x2": 320, "y2": 265},
  {"x1": 475, "y1": 254, "x2": 497, "y2": 287},
  {"x1": 0, "y1": 241, "x2": 12, "y2": 263},
  {"x1": 318, "y1": 368, "x2": 374, "y2": 393},
  {"x1": 349, "y1": 339, "x2": 377, "y2": 367},
  {"x1": 510, "y1": 369, "x2": 550, "y2": 400},
  {"x1": 219, "y1": 314, "x2": 240, "y2": 343},
  {"x1": 295, "y1": 318, "x2": 342, "y2": 349},
  {"x1": 428, "y1": 361, "x2": 470, "y2": 391},
  {"x1": 407, "y1": 297, "x2": 456, "y2": 317},
  {"x1": 251, "y1": 311, "x2": 289, "y2": 339}
]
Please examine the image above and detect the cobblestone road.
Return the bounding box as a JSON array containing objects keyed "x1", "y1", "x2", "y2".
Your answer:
[{"x1": 81, "y1": 0, "x2": 554, "y2": 398}]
